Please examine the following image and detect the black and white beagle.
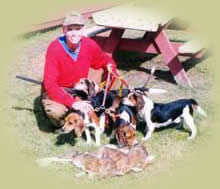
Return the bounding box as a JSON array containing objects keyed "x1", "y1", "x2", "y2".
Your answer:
[
  {"x1": 91, "y1": 88, "x2": 167, "y2": 132},
  {"x1": 123, "y1": 92, "x2": 207, "y2": 140}
]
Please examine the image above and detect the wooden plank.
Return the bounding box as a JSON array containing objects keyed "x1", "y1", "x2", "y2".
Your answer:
[
  {"x1": 85, "y1": 26, "x2": 111, "y2": 37},
  {"x1": 93, "y1": 3, "x2": 172, "y2": 31},
  {"x1": 93, "y1": 36, "x2": 183, "y2": 55}
]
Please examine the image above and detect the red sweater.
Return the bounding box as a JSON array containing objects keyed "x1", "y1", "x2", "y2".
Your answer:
[{"x1": 43, "y1": 36, "x2": 116, "y2": 108}]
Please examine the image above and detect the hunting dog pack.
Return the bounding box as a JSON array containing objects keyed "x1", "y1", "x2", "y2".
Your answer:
[{"x1": 17, "y1": 74, "x2": 207, "y2": 178}]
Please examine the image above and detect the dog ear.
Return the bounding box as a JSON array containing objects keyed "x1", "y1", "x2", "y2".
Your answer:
[
  {"x1": 88, "y1": 111, "x2": 99, "y2": 126},
  {"x1": 136, "y1": 94, "x2": 145, "y2": 111},
  {"x1": 74, "y1": 118, "x2": 84, "y2": 137},
  {"x1": 86, "y1": 79, "x2": 96, "y2": 98},
  {"x1": 115, "y1": 128, "x2": 122, "y2": 147}
]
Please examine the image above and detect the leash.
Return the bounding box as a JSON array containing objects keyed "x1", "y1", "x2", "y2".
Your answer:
[
  {"x1": 95, "y1": 69, "x2": 130, "y2": 112},
  {"x1": 143, "y1": 66, "x2": 156, "y2": 88},
  {"x1": 99, "y1": 72, "x2": 129, "y2": 97},
  {"x1": 102, "y1": 70, "x2": 111, "y2": 108},
  {"x1": 95, "y1": 71, "x2": 111, "y2": 112},
  {"x1": 110, "y1": 72, "x2": 129, "y2": 90}
]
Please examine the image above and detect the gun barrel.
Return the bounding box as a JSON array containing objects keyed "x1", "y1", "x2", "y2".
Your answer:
[{"x1": 16, "y1": 75, "x2": 42, "y2": 85}]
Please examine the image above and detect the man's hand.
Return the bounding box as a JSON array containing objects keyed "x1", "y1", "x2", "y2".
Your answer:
[
  {"x1": 42, "y1": 99, "x2": 68, "y2": 119},
  {"x1": 72, "y1": 100, "x2": 93, "y2": 113}
]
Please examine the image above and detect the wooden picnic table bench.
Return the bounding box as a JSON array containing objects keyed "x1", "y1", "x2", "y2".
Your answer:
[{"x1": 87, "y1": 3, "x2": 205, "y2": 88}]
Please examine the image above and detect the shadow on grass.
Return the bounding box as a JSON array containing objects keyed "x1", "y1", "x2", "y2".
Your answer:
[
  {"x1": 114, "y1": 51, "x2": 157, "y2": 71},
  {"x1": 33, "y1": 96, "x2": 56, "y2": 133},
  {"x1": 114, "y1": 50, "x2": 208, "y2": 85},
  {"x1": 55, "y1": 132, "x2": 77, "y2": 146},
  {"x1": 55, "y1": 129, "x2": 96, "y2": 146},
  {"x1": 19, "y1": 26, "x2": 60, "y2": 40},
  {"x1": 182, "y1": 52, "x2": 209, "y2": 72}
]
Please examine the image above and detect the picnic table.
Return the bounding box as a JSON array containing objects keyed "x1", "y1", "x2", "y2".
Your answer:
[{"x1": 88, "y1": 4, "x2": 204, "y2": 87}]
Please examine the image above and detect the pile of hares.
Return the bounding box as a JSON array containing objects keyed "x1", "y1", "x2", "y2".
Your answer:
[{"x1": 37, "y1": 72, "x2": 207, "y2": 178}]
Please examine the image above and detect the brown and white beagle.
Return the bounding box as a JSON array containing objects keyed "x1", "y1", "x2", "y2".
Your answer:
[
  {"x1": 115, "y1": 124, "x2": 137, "y2": 148},
  {"x1": 62, "y1": 108, "x2": 101, "y2": 145},
  {"x1": 99, "y1": 96, "x2": 138, "y2": 147}
]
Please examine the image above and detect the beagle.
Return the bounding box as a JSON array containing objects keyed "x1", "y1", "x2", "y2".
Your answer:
[
  {"x1": 73, "y1": 78, "x2": 101, "y2": 99},
  {"x1": 62, "y1": 108, "x2": 101, "y2": 145},
  {"x1": 99, "y1": 95, "x2": 138, "y2": 147},
  {"x1": 123, "y1": 92, "x2": 207, "y2": 140},
  {"x1": 72, "y1": 79, "x2": 167, "y2": 116},
  {"x1": 115, "y1": 124, "x2": 137, "y2": 148},
  {"x1": 95, "y1": 88, "x2": 167, "y2": 132}
]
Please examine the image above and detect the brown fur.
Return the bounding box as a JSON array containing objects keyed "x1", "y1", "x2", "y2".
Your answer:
[
  {"x1": 88, "y1": 111, "x2": 100, "y2": 127},
  {"x1": 62, "y1": 108, "x2": 102, "y2": 145},
  {"x1": 104, "y1": 95, "x2": 137, "y2": 147},
  {"x1": 127, "y1": 144, "x2": 150, "y2": 169},
  {"x1": 72, "y1": 143, "x2": 153, "y2": 178},
  {"x1": 62, "y1": 112, "x2": 84, "y2": 137},
  {"x1": 37, "y1": 144, "x2": 154, "y2": 178},
  {"x1": 62, "y1": 110, "x2": 100, "y2": 136},
  {"x1": 72, "y1": 152, "x2": 122, "y2": 178},
  {"x1": 116, "y1": 125, "x2": 136, "y2": 148}
]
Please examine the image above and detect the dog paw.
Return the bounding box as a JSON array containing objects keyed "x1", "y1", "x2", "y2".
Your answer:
[
  {"x1": 131, "y1": 167, "x2": 143, "y2": 172},
  {"x1": 95, "y1": 142, "x2": 101, "y2": 146},
  {"x1": 142, "y1": 136, "x2": 151, "y2": 141},
  {"x1": 133, "y1": 139, "x2": 138, "y2": 145},
  {"x1": 146, "y1": 155, "x2": 155, "y2": 163},
  {"x1": 86, "y1": 140, "x2": 92, "y2": 144},
  {"x1": 99, "y1": 127, "x2": 105, "y2": 133},
  {"x1": 75, "y1": 172, "x2": 86, "y2": 178},
  {"x1": 187, "y1": 135, "x2": 195, "y2": 140}
]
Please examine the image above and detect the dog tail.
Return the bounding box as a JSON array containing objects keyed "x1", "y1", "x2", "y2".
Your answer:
[
  {"x1": 36, "y1": 157, "x2": 73, "y2": 167},
  {"x1": 196, "y1": 106, "x2": 207, "y2": 117},
  {"x1": 190, "y1": 99, "x2": 207, "y2": 118},
  {"x1": 148, "y1": 88, "x2": 167, "y2": 94},
  {"x1": 134, "y1": 87, "x2": 167, "y2": 95}
]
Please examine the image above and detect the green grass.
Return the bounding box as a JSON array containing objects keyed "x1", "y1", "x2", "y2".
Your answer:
[{"x1": 7, "y1": 26, "x2": 214, "y2": 184}]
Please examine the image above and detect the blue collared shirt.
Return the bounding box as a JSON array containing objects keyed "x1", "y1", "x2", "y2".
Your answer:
[{"x1": 58, "y1": 36, "x2": 81, "y2": 61}]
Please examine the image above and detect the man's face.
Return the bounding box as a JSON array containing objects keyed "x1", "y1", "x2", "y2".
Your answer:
[{"x1": 63, "y1": 24, "x2": 85, "y2": 46}]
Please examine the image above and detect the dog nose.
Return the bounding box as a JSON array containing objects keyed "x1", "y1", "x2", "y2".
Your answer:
[
  {"x1": 54, "y1": 127, "x2": 65, "y2": 134},
  {"x1": 133, "y1": 139, "x2": 138, "y2": 145}
]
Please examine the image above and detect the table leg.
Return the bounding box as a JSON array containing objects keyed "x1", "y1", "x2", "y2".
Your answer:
[
  {"x1": 98, "y1": 28, "x2": 125, "y2": 90},
  {"x1": 154, "y1": 29, "x2": 192, "y2": 87},
  {"x1": 102, "y1": 28, "x2": 125, "y2": 57}
]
